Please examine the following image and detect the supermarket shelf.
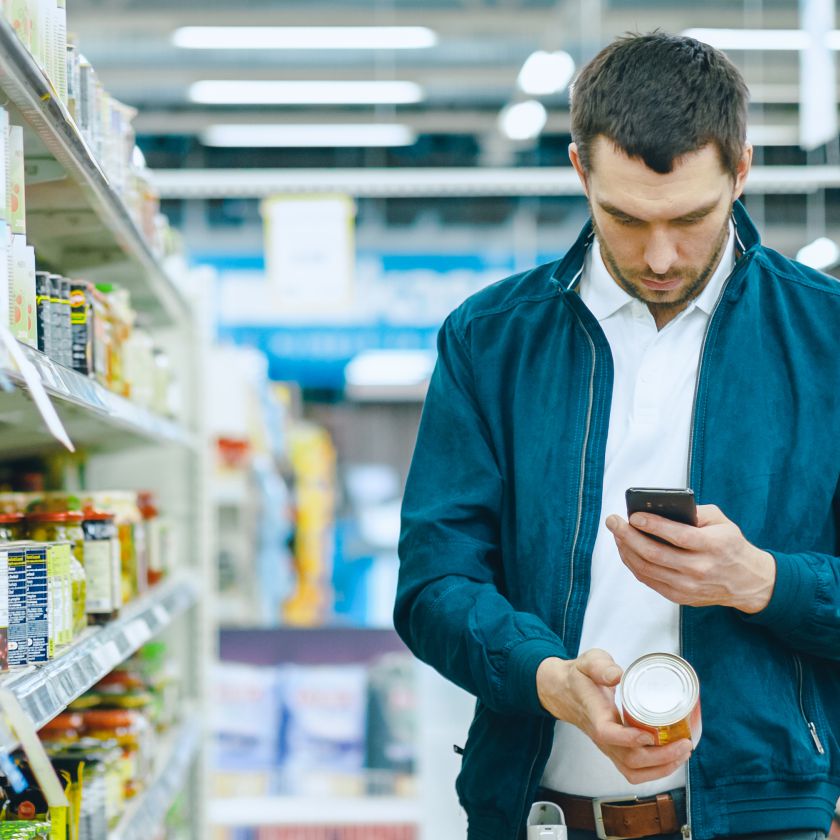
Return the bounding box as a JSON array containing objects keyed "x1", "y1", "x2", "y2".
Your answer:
[
  {"x1": 0, "y1": 572, "x2": 200, "y2": 751},
  {"x1": 0, "y1": 19, "x2": 188, "y2": 326},
  {"x1": 209, "y1": 796, "x2": 421, "y2": 827},
  {"x1": 0, "y1": 343, "x2": 195, "y2": 455},
  {"x1": 110, "y1": 716, "x2": 202, "y2": 840}
]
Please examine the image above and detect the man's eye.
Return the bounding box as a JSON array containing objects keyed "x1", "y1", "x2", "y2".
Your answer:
[
  {"x1": 676, "y1": 217, "x2": 703, "y2": 225},
  {"x1": 613, "y1": 216, "x2": 639, "y2": 226}
]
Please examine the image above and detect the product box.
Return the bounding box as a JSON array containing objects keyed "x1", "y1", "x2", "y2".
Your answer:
[
  {"x1": 0, "y1": 222, "x2": 10, "y2": 334},
  {"x1": 276, "y1": 664, "x2": 368, "y2": 793},
  {"x1": 10, "y1": 233, "x2": 35, "y2": 345},
  {"x1": 0, "y1": 108, "x2": 9, "y2": 224},
  {"x1": 24, "y1": 542, "x2": 51, "y2": 663},
  {"x1": 0, "y1": 546, "x2": 9, "y2": 671},
  {"x1": 8, "y1": 125, "x2": 25, "y2": 235},
  {"x1": 6, "y1": 542, "x2": 27, "y2": 668},
  {"x1": 213, "y1": 662, "x2": 282, "y2": 771},
  {"x1": 6, "y1": 0, "x2": 31, "y2": 51},
  {"x1": 54, "y1": 0, "x2": 66, "y2": 103}
]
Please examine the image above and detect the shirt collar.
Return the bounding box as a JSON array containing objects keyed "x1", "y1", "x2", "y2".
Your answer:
[{"x1": 580, "y1": 219, "x2": 735, "y2": 322}]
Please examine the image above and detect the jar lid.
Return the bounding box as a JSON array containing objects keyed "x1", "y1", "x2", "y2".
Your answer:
[
  {"x1": 65, "y1": 510, "x2": 85, "y2": 523},
  {"x1": 0, "y1": 513, "x2": 24, "y2": 524},
  {"x1": 82, "y1": 508, "x2": 114, "y2": 522},
  {"x1": 26, "y1": 511, "x2": 68, "y2": 522}
]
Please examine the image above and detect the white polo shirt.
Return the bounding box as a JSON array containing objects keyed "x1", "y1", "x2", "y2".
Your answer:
[{"x1": 540, "y1": 222, "x2": 735, "y2": 798}]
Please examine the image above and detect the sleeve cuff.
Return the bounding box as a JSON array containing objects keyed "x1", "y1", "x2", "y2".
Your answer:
[
  {"x1": 505, "y1": 637, "x2": 569, "y2": 718},
  {"x1": 741, "y1": 550, "x2": 820, "y2": 633}
]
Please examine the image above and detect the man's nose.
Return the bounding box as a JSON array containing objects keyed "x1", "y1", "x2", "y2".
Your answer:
[{"x1": 644, "y1": 229, "x2": 678, "y2": 275}]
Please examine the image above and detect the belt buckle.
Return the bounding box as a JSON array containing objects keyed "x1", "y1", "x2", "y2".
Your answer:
[{"x1": 592, "y1": 795, "x2": 639, "y2": 840}]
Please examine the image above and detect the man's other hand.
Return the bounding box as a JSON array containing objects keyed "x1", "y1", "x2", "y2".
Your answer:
[
  {"x1": 536, "y1": 650, "x2": 693, "y2": 785},
  {"x1": 605, "y1": 503, "x2": 776, "y2": 614}
]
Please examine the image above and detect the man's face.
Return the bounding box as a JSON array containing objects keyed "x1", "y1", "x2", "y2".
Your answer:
[{"x1": 570, "y1": 136, "x2": 752, "y2": 325}]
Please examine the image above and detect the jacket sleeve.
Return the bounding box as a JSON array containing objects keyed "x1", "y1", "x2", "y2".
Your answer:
[
  {"x1": 394, "y1": 313, "x2": 569, "y2": 717},
  {"x1": 743, "y1": 483, "x2": 840, "y2": 660}
]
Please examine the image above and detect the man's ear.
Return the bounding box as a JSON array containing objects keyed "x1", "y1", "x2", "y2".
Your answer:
[
  {"x1": 568, "y1": 142, "x2": 589, "y2": 198},
  {"x1": 732, "y1": 143, "x2": 753, "y2": 200}
]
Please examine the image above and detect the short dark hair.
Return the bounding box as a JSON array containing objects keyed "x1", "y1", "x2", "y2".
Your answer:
[{"x1": 570, "y1": 32, "x2": 749, "y2": 177}]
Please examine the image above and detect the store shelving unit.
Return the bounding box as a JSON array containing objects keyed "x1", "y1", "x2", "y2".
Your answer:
[
  {"x1": 0, "y1": 574, "x2": 199, "y2": 750},
  {"x1": 0, "y1": 18, "x2": 188, "y2": 325},
  {"x1": 0, "y1": 343, "x2": 196, "y2": 455},
  {"x1": 110, "y1": 715, "x2": 203, "y2": 840},
  {"x1": 0, "y1": 13, "x2": 210, "y2": 840}
]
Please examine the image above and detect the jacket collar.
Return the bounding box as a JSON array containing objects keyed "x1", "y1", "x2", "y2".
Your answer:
[{"x1": 551, "y1": 199, "x2": 761, "y2": 295}]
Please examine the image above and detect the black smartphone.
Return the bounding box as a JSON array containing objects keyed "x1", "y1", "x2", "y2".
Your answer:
[{"x1": 625, "y1": 487, "x2": 698, "y2": 527}]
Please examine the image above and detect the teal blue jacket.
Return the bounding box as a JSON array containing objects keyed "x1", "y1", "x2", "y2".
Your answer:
[{"x1": 396, "y1": 202, "x2": 840, "y2": 839}]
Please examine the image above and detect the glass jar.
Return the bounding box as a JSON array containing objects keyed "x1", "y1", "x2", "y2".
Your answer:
[
  {"x1": 65, "y1": 511, "x2": 88, "y2": 636},
  {"x1": 0, "y1": 512, "x2": 25, "y2": 543},
  {"x1": 81, "y1": 510, "x2": 120, "y2": 624}
]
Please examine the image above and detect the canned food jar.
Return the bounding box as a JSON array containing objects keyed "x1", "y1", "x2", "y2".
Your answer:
[
  {"x1": 0, "y1": 513, "x2": 25, "y2": 543},
  {"x1": 620, "y1": 653, "x2": 702, "y2": 747}
]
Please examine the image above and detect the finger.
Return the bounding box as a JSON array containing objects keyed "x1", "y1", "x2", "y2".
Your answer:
[
  {"x1": 627, "y1": 512, "x2": 705, "y2": 551},
  {"x1": 576, "y1": 649, "x2": 622, "y2": 686},
  {"x1": 592, "y1": 719, "x2": 656, "y2": 749},
  {"x1": 620, "y1": 739, "x2": 694, "y2": 770},
  {"x1": 613, "y1": 525, "x2": 691, "y2": 575},
  {"x1": 621, "y1": 754, "x2": 693, "y2": 786},
  {"x1": 696, "y1": 503, "x2": 726, "y2": 527}
]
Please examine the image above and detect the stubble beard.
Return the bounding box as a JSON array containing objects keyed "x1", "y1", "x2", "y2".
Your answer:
[{"x1": 592, "y1": 210, "x2": 732, "y2": 324}]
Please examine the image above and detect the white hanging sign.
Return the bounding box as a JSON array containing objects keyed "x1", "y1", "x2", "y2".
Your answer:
[{"x1": 262, "y1": 194, "x2": 355, "y2": 317}]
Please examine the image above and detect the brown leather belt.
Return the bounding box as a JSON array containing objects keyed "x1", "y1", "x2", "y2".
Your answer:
[{"x1": 536, "y1": 788, "x2": 685, "y2": 839}]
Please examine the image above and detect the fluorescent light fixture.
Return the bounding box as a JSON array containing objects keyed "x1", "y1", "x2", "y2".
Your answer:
[
  {"x1": 173, "y1": 25, "x2": 438, "y2": 51},
  {"x1": 517, "y1": 50, "x2": 576, "y2": 95},
  {"x1": 796, "y1": 237, "x2": 840, "y2": 270},
  {"x1": 202, "y1": 123, "x2": 416, "y2": 148},
  {"x1": 683, "y1": 27, "x2": 840, "y2": 50},
  {"x1": 498, "y1": 100, "x2": 547, "y2": 141},
  {"x1": 189, "y1": 80, "x2": 423, "y2": 106},
  {"x1": 344, "y1": 350, "x2": 435, "y2": 389}
]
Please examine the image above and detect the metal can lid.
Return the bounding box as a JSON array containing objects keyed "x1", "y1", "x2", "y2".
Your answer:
[{"x1": 621, "y1": 653, "x2": 699, "y2": 726}]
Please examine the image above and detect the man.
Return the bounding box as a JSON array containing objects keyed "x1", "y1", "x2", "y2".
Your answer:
[{"x1": 395, "y1": 32, "x2": 840, "y2": 840}]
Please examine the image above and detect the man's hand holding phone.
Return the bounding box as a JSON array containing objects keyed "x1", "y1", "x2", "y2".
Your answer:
[{"x1": 606, "y1": 488, "x2": 777, "y2": 614}]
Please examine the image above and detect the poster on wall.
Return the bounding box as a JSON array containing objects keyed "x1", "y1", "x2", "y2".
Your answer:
[{"x1": 262, "y1": 194, "x2": 355, "y2": 317}]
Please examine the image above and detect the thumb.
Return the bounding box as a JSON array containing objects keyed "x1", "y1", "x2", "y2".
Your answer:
[{"x1": 576, "y1": 648, "x2": 623, "y2": 686}]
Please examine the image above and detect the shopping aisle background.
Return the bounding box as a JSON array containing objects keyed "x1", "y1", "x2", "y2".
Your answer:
[{"x1": 53, "y1": 0, "x2": 840, "y2": 838}]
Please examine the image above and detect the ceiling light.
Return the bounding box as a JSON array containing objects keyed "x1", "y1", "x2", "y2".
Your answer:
[
  {"x1": 201, "y1": 123, "x2": 416, "y2": 148},
  {"x1": 189, "y1": 80, "x2": 424, "y2": 106},
  {"x1": 344, "y1": 350, "x2": 435, "y2": 389},
  {"x1": 173, "y1": 26, "x2": 438, "y2": 50},
  {"x1": 796, "y1": 237, "x2": 840, "y2": 270},
  {"x1": 517, "y1": 50, "x2": 576, "y2": 96},
  {"x1": 498, "y1": 100, "x2": 547, "y2": 141},
  {"x1": 682, "y1": 27, "x2": 840, "y2": 50}
]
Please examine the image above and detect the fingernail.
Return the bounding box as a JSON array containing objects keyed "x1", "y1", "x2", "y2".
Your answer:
[
  {"x1": 604, "y1": 666, "x2": 622, "y2": 683},
  {"x1": 605, "y1": 516, "x2": 618, "y2": 531},
  {"x1": 639, "y1": 734, "x2": 656, "y2": 747}
]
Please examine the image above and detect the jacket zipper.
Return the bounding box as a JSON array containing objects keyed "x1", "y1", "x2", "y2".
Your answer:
[
  {"x1": 561, "y1": 271, "x2": 596, "y2": 643},
  {"x1": 794, "y1": 654, "x2": 826, "y2": 754},
  {"x1": 516, "y1": 721, "x2": 548, "y2": 839}
]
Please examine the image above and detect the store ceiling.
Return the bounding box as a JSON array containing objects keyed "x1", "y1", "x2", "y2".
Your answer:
[
  {"x1": 67, "y1": 0, "x2": 823, "y2": 165},
  {"x1": 63, "y1": 0, "x2": 840, "y2": 258}
]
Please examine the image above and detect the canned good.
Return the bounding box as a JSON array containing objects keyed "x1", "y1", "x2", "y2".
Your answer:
[
  {"x1": 34, "y1": 271, "x2": 52, "y2": 356},
  {"x1": 70, "y1": 280, "x2": 93, "y2": 375},
  {"x1": 620, "y1": 653, "x2": 702, "y2": 747}
]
